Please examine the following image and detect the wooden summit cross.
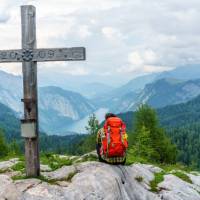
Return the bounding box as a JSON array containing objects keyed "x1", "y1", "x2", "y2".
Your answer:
[{"x1": 0, "y1": 5, "x2": 86, "y2": 176}]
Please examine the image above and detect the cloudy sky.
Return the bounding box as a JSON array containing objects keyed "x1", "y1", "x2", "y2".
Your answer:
[{"x1": 0, "y1": 0, "x2": 199, "y2": 87}]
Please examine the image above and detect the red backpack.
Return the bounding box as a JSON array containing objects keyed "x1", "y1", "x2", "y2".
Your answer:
[{"x1": 101, "y1": 117, "x2": 128, "y2": 158}]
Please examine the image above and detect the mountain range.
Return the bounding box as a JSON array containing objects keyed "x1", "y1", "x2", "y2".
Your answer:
[
  {"x1": 0, "y1": 71, "x2": 22, "y2": 113},
  {"x1": 129, "y1": 78, "x2": 200, "y2": 110},
  {"x1": 0, "y1": 64, "x2": 200, "y2": 135},
  {"x1": 0, "y1": 71, "x2": 96, "y2": 134},
  {"x1": 93, "y1": 78, "x2": 200, "y2": 113},
  {"x1": 91, "y1": 64, "x2": 200, "y2": 113},
  {"x1": 39, "y1": 86, "x2": 95, "y2": 134},
  {"x1": 118, "y1": 93, "x2": 200, "y2": 130}
]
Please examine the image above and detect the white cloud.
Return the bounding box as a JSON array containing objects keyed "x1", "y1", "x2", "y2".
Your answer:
[
  {"x1": 40, "y1": 62, "x2": 90, "y2": 76},
  {"x1": 144, "y1": 50, "x2": 157, "y2": 64},
  {"x1": 128, "y1": 50, "x2": 158, "y2": 67},
  {"x1": 118, "y1": 49, "x2": 172, "y2": 75},
  {"x1": 0, "y1": 63, "x2": 22, "y2": 75},
  {"x1": 102, "y1": 26, "x2": 122, "y2": 42},
  {"x1": 128, "y1": 51, "x2": 143, "y2": 66},
  {"x1": 0, "y1": 0, "x2": 200, "y2": 85},
  {"x1": 78, "y1": 25, "x2": 92, "y2": 39}
]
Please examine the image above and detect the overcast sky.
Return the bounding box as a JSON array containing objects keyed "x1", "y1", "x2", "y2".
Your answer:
[{"x1": 0, "y1": 0, "x2": 199, "y2": 86}]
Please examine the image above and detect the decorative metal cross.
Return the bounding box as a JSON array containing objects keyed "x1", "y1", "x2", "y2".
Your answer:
[{"x1": 0, "y1": 5, "x2": 86, "y2": 177}]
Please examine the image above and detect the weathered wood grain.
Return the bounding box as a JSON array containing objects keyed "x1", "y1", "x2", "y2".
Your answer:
[
  {"x1": 0, "y1": 47, "x2": 85, "y2": 62},
  {"x1": 21, "y1": 5, "x2": 40, "y2": 177}
]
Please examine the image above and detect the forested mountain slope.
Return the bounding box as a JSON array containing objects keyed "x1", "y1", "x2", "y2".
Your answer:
[
  {"x1": 119, "y1": 94, "x2": 200, "y2": 168},
  {"x1": 0, "y1": 102, "x2": 20, "y2": 140}
]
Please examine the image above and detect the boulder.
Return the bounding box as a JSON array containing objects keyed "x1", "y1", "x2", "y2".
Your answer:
[
  {"x1": 158, "y1": 174, "x2": 200, "y2": 200},
  {"x1": 0, "y1": 158, "x2": 19, "y2": 172}
]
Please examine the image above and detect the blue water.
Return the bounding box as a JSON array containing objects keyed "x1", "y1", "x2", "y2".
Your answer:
[{"x1": 65, "y1": 108, "x2": 109, "y2": 134}]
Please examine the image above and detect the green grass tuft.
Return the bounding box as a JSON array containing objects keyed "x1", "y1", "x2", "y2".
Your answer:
[
  {"x1": 11, "y1": 175, "x2": 27, "y2": 181},
  {"x1": 150, "y1": 172, "x2": 165, "y2": 192},
  {"x1": 40, "y1": 153, "x2": 72, "y2": 171},
  {"x1": 126, "y1": 150, "x2": 150, "y2": 165},
  {"x1": 11, "y1": 162, "x2": 25, "y2": 173},
  {"x1": 158, "y1": 163, "x2": 192, "y2": 173}
]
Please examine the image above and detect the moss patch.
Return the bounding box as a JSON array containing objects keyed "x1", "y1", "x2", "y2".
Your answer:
[
  {"x1": 66, "y1": 170, "x2": 79, "y2": 182},
  {"x1": 0, "y1": 169, "x2": 9, "y2": 173},
  {"x1": 11, "y1": 174, "x2": 58, "y2": 184},
  {"x1": 12, "y1": 175, "x2": 27, "y2": 181},
  {"x1": 135, "y1": 176, "x2": 143, "y2": 182},
  {"x1": 172, "y1": 171, "x2": 192, "y2": 184}
]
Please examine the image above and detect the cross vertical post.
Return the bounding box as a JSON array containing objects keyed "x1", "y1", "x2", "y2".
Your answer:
[
  {"x1": 21, "y1": 5, "x2": 40, "y2": 177},
  {"x1": 0, "y1": 4, "x2": 86, "y2": 177}
]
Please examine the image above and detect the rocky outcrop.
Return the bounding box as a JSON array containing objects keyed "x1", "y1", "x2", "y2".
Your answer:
[{"x1": 0, "y1": 158, "x2": 200, "y2": 200}]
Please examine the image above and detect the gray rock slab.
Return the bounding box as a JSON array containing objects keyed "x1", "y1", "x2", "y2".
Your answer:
[
  {"x1": 56, "y1": 181, "x2": 70, "y2": 187},
  {"x1": 42, "y1": 165, "x2": 76, "y2": 181},
  {"x1": 1, "y1": 161, "x2": 200, "y2": 200},
  {"x1": 188, "y1": 173, "x2": 200, "y2": 187},
  {"x1": 0, "y1": 174, "x2": 21, "y2": 200},
  {"x1": 158, "y1": 174, "x2": 200, "y2": 200},
  {"x1": 40, "y1": 164, "x2": 52, "y2": 172},
  {"x1": 130, "y1": 163, "x2": 162, "y2": 190},
  {"x1": 22, "y1": 182, "x2": 66, "y2": 200},
  {"x1": 15, "y1": 178, "x2": 42, "y2": 193},
  {"x1": 63, "y1": 162, "x2": 159, "y2": 200}
]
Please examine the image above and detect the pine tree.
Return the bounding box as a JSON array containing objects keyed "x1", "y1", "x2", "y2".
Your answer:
[
  {"x1": 75, "y1": 114, "x2": 100, "y2": 154},
  {"x1": 134, "y1": 125, "x2": 159, "y2": 161},
  {"x1": 85, "y1": 113, "x2": 100, "y2": 135},
  {"x1": 134, "y1": 104, "x2": 177, "y2": 164},
  {"x1": 8, "y1": 140, "x2": 21, "y2": 156},
  {"x1": 0, "y1": 129, "x2": 8, "y2": 157}
]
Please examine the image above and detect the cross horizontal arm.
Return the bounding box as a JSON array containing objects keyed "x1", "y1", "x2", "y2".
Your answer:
[{"x1": 0, "y1": 47, "x2": 86, "y2": 63}]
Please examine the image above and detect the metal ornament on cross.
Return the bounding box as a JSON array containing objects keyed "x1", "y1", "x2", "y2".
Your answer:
[{"x1": 0, "y1": 5, "x2": 86, "y2": 177}]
